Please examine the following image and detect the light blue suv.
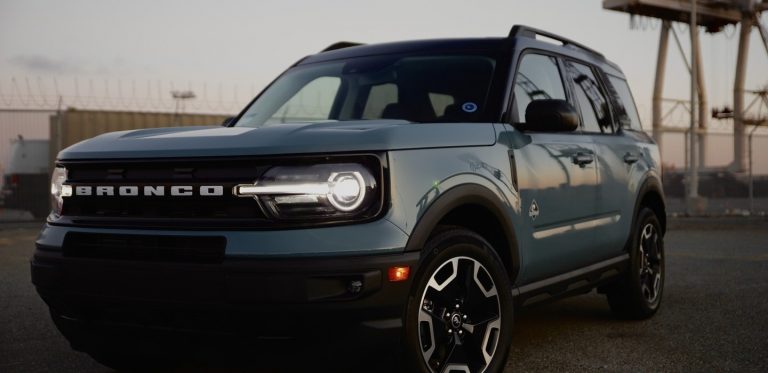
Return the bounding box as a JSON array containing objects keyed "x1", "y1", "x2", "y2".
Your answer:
[{"x1": 34, "y1": 25, "x2": 666, "y2": 372}]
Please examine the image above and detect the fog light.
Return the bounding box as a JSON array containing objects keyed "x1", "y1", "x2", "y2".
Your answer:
[
  {"x1": 388, "y1": 266, "x2": 410, "y2": 282},
  {"x1": 348, "y1": 280, "x2": 363, "y2": 294}
]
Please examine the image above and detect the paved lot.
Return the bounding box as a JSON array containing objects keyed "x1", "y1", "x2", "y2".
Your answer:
[{"x1": 1, "y1": 220, "x2": 767, "y2": 372}]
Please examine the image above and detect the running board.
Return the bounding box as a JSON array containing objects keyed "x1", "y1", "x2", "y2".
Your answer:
[{"x1": 512, "y1": 254, "x2": 629, "y2": 307}]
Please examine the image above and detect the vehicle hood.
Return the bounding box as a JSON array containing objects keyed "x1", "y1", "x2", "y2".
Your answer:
[{"x1": 57, "y1": 120, "x2": 497, "y2": 160}]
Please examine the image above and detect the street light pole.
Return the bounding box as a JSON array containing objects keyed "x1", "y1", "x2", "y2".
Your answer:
[{"x1": 171, "y1": 90, "x2": 196, "y2": 125}]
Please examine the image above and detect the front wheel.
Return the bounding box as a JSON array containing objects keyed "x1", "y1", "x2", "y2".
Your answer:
[
  {"x1": 404, "y1": 228, "x2": 513, "y2": 373},
  {"x1": 605, "y1": 207, "x2": 665, "y2": 319}
]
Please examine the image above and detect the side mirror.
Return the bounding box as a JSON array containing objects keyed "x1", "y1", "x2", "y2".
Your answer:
[
  {"x1": 522, "y1": 99, "x2": 579, "y2": 132},
  {"x1": 221, "y1": 116, "x2": 235, "y2": 127}
]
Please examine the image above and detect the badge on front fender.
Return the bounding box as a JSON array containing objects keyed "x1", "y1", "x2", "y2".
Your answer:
[{"x1": 529, "y1": 199, "x2": 540, "y2": 221}]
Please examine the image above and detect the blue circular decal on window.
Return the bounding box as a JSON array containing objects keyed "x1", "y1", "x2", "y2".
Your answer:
[{"x1": 462, "y1": 102, "x2": 478, "y2": 113}]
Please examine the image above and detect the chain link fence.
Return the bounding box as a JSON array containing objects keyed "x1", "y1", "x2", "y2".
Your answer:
[
  {"x1": 659, "y1": 130, "x2": 768, "y2": 215},
  {"x1": 0, "y1": 76, "x2": 766, "y2": 218}
]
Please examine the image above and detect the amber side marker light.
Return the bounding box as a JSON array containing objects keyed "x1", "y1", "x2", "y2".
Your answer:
[{"x1": 388, "y1": 266, "x2": 410, "y2": 282}]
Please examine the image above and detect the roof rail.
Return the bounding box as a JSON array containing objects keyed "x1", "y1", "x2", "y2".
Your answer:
[
  {"x1": 321, "y1": 41, "x2": 364, "y2": 52},
  {"x1": 509, "y1": 25, "x2": 604, "y2": 58}
]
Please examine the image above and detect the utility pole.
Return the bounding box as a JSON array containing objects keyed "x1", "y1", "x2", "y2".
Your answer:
[{"x1": 687, "y1": 0, "x2": 700, "y2": 215}]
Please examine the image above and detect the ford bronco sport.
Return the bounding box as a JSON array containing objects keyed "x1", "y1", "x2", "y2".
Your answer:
[{"x1": 34, "y1": 25, "x2": 666, "y2": 372}]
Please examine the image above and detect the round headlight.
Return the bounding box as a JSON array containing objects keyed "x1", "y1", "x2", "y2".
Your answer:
[
  {"x1": 328, "y1": 172, "x2": 366, "y2": 212},
  {"x1": 233, "y1": 161, "x2": 380, "y2": 222}
]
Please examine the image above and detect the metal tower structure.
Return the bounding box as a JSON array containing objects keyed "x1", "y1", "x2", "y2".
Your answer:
[{"x1": 604, "y1": 0, "x2": 768, "y2": 214}]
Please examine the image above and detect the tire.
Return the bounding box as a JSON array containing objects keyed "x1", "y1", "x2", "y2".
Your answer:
[
  {"x1": 404, "y1": 227, "x2": 513, "y2": 373},
  {"x1": 605, "y1": 207, "x2": 665, "y2": 319}
]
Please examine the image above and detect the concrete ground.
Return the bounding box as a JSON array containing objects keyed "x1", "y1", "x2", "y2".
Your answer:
[{"x1": 0, "y1": 219, "x2": 766, "y2": 372}]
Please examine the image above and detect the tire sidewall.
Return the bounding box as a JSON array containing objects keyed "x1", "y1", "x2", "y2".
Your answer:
[
  {"x1": 629, "y1": 208, "x2": 665, "y2": 314},
  {"x1": 403, "y1": 229, "x2": 513, "y2": 373}
]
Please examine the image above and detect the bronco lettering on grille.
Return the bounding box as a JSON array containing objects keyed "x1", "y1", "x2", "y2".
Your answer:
[{"x1": 73, "y1": 186, "x2": 225, "y2": 197}]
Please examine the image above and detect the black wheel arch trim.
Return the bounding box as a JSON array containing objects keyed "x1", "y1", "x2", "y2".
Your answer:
[
  {"x1": 403, "y1": 183, "x2": 520, "y2": 282},
  {"x1": 628, "y1": 173, "x2": 667, "y2": 245}
]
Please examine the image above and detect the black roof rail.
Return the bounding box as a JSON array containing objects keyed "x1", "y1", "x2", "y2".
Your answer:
[
  {"x1": 321, "y1": 41, "x2": 364, "y2": 52},
  {"x1": 509, "y1": 25, "x2": 605, "y2": 58}
]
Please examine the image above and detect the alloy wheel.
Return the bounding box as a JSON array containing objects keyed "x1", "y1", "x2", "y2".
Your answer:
[
  {"x1": 417, "y1": 256, "x2": 501, "y2": 373},
  {"x1": 638, "y1": 223, "x2": 662, "y2": 303}
]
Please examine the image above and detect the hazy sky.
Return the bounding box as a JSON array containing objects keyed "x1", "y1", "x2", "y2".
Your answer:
[{"x1": 1, "y1": 0, "x2": 767, "y2": 126}]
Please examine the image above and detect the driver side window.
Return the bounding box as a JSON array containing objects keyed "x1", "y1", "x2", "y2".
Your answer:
[{"x1": 513, "y1": 54, "x2": 566, "y2": 125}]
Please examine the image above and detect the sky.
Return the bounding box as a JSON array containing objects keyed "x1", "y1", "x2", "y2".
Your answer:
[{"x1": 0, "y1": 0, "x2": 767, "y2": 127}]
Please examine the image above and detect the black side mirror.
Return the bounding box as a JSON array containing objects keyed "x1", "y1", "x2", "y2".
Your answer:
[
  {"x1": 522, "y1": 99, "x2": 579, "y2": 132},
  {"x1": 221, "y1": 116, "x2": 235, "y2": 127}
]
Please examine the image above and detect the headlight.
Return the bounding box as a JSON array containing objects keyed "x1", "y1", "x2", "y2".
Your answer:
[
  {"x1": 50, "y1": 166, "x2": 71, "y2": 216},
  {"x1": 234, "y1": 163, "x2": 380, "y2": 221}
]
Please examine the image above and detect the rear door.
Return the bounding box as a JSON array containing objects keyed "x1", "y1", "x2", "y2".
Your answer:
[
  {"x1": 562, "y1": 60, "x2": 637, "y2": 259},
  {"x1": 507, "y1": 52, "x2": 600, "y2": 283}
]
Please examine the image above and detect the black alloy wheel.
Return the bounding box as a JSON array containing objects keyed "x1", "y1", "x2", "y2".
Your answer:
[
  {"x1": 605, "y1": 207, "x2": 665, "y2": 319},
  {"x1": 405, "y1": 228, "x2": 513, "y2": 373}
]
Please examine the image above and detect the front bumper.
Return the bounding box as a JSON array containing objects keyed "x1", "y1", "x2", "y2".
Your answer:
[{"x1": 32, "y1": 223, "x2": 418, "y2": 339}]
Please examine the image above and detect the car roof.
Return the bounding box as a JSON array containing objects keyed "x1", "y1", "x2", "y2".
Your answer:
[
  {"x1": 300, "y1": 38, "x2": 510, "y2": 65},
  {"x1": 299, "y1": 26, "x2": 625, "y2": 79}
]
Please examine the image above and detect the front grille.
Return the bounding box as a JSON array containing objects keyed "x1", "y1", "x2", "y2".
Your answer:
[
  {"x1": 54, "y1": 155, "x2": 384, "y2": 229},
  {"x1": 63, "y1": 232, "x2": 226, "y2": 263},
  {"x1": 59, "y1": 158, "x2": 271, "y2": 228}
]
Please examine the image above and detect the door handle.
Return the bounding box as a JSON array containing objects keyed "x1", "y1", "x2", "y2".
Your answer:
[
  {"x1": 623, "y1": 152, "x2": 641, "y2": 164},
  {"x1": 572, "y1": 152, "x2": 594, "y2": 167}
]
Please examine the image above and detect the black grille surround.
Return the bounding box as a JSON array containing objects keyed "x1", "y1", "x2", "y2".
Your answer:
[{"x1": 50, "y1": 153, "x2": 387, "y2": 230}]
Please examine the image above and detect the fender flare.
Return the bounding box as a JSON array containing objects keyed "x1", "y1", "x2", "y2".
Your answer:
[
  {"x1": 403, "y1": 183, "x2": 521, "y2": 281},
  {"x1": 634, "y1": 173, "x2": 666, "y2": 229}
]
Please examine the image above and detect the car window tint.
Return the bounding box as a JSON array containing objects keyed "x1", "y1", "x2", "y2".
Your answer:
[
  {"x1": 428, "y1": 93, "x2": 455, "y2": 117},
  {"x1": 566, "y1": 62, "x2": 612, "y2": 133},
  {"x1": 514, "y1": 54, "x2": 566, "y2": 124},
  {"x1": 266, "y1": 76, "x2": 341, "y2": 124},
  {"x1": 362, "y1": 83, "x2": 398, "y2": 119},
  {"x1": 606, "y1": 76, "x2": 642, "y2": 130},
  {"x1": 237, "y1": 55, "x2": 497, "y2": 127}
]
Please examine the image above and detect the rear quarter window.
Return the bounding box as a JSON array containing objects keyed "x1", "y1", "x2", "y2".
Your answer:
[{"x1": 606, "y1": 76, "x2": 642, "y2": 131}]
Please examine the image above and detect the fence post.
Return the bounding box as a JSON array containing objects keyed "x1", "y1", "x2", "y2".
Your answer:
[{"x1": 749, "y1": 125, "x2": 758, "y2": 215}]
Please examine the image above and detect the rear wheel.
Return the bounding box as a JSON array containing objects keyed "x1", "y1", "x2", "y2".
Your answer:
[
  {"x1": 605, "y1": 207, "x2": 665, "y2": 319},
  {"x1": 404, "y1": 228, "x2": 513, "y2": 373}
]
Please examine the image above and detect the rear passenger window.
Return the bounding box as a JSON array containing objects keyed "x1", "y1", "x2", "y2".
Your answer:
[
  {"x1": 513, "y1": 54, "x2": 566, "y2": 124},
  {"x1": 606, "y1": 76, "x2": 642, "y2": 130},
  {"x1": 566, "y1": 61, "x2": 612, "y2": 133}
]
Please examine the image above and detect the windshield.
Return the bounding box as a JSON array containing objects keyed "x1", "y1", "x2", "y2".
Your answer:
[{"x1": 234, "y1": 54, "x2": 497, "y2": 127}]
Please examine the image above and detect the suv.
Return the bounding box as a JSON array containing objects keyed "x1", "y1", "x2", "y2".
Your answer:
[{"x1": 33, "y1": 25, "x2": 665, "y2": 372}]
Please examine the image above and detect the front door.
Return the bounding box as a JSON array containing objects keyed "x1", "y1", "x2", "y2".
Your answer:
[{"x1": 504, "y1": 52, "x2": 600, "y2": 284}]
